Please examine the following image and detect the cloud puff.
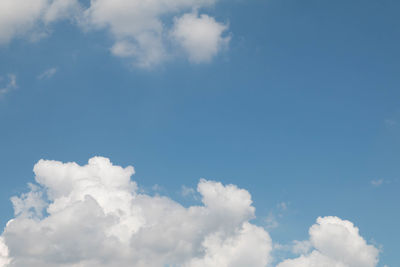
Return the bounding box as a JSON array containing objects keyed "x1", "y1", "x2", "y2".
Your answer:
[
  {"x1": 0, "y1": 74, "x2": 17, "y2": 97},
  {"x1": 1, "y1": 157, "x2": 272, "y2": 267},
  {"x1": 171, "y1": 12, "x2": 230, "y2": 63},
  {"x1": 277, "y1": 216, "x2": 380, "y2": 267},
  {"x1": 83, "y1": 0, "x2": 229, "y2": 67},
  {"x1": 0, "y1": 0, "x2": 229, "y2": 67}
]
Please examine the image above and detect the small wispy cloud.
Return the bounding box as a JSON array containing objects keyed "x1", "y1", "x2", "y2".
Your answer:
[
  {"x1": 181, "y1": 185, "x2": 200, "y2": 201},
  {"x1": 277, "y1": 202, "x2": 288, "y2": 211},
  {"x1": 0, "y1": 74, "x2": 17, "y2": 97},
  {"x1": 384, "y1": 119, "x2": 397, "y2": 127},
  {"x1": 151, "y1": 184, "x2": 164, "y2": 192},
  {"x1": 291, "y1": 240, "x2": 312, "y2": 255},
  {"x1": 37, "y1": 67, "x2": 57, "y2": 80},
  {"x1": 265, "y1": 202, "x2": 290, "y2": 230},
  {"x1": 265, "y1": 212, "x2": 279, "y2": 229},
  {"x1": 181, "y1": 185, "x2": 195, "y2": 196},
  {"x1": 371, "y1": 179, "x2": 384, "y2": 187}
]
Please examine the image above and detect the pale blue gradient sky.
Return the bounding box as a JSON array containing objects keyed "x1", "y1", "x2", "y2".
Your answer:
[{"x1": 0, "y1": 0, "x2": 399, "y2": 266}]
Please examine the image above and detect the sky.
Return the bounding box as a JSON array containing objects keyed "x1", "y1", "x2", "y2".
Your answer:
[{"x1": 0, "y1": 0, "x2": 399, "y2": 266}]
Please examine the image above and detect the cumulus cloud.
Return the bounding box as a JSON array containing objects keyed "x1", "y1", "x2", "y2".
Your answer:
[
  {"x1": 171, "y1": 12, "x2": 230, "y2": 63},
  {"x1": 0, "y1": 238, "x2": 10, "y2": 267},
  {"x1": 0, "y1": 157, "x2": 382, "y2": 267},
  {"x1": 37, "y1": 67, "x2": 57, "y2": 80},
  {"x1": 186, "y1": 222, "x2": 271, "y2": 267},
  {"x1": 0, "y1": 74, "x2": 17, "y2": 97},
  {"x1": 277, "y1": 216, "x2": 380, "y2": 267},
  {"x1": 83, "y1": 0, "x2": 229, "y2": 67},
  {"x1": 1, "y1": 157, "x2": 272, "y2": 267},
  {"x1": 0, "y1": 0, "x2": 230, "y2": 67},
  {"x1": 0, "y1": 0, "x2": 81, "y2": 44}
]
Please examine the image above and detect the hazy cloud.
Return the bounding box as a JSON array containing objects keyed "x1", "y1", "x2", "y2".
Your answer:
[
  {"x1": 384, "y1": 119, "x2": 397, "y2": 127},
  {"x1": 265, "y1": 212, "x2": 279, "y2": 230},
  {"x1": 291, "y1": 240, "x2": 312, "y2": 255},
  {"x1": 371, "y1": 179, "x2": 384, "y2": 187},
  {"x1": 0, "y1": 74, "x2": 17, "y2": 97},
  {"x1": 264, "y1": 202, "x2": 289, "y2": 230},
  {"x1": 181, "y1": 185, "x2": 198, "y2": 200},
  {"x1": 0, "y1": 0, "x2": 81, "y2": 44},
  {"x1": 37, "y1": 67, "x2": 57, "y2": 80}
]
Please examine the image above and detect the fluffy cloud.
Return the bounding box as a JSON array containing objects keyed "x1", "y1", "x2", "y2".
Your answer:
[
  {"x1": 0, "y1": 0, "x2": 230, "y2": 67},
  {"x1": 0, "y1": 0, "x2": 80, "y2": 44},
  {"x1": 171, "y1": 13, "x2": 230, "y2": 63},
  {"x1": 277, "y1": 216, "x2": 380, "y2": 267},
  {"x1": 186, "y1": 223, "x2": 271, "y2": 267},
  {"x1": 83, "y1": 0, "x2": 229, "y2": 67},
  {"x1": 0, "y1": 157, "x2": 382, "y2": 267},
  {"x1": 0, "y1": 0, "x2": 46, "y2": 44},
  {"x1": 1, "y1": 157, "x2": 271, "y2": 267},
  {"x1": 0, "y1": 238, "x2": 10, "y2": 267}
]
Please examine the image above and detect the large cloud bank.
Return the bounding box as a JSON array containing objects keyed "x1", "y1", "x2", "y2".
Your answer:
[
  {"x1": 0, "y1": 0, "x2": 230, "y2": 67},
  {"x1": 0, "y1": 157, "x2": 380, "y2": 267}
]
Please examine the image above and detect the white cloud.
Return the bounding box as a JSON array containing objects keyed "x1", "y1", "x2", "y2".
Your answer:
[
  {"x1": 43, "y1": 0, "x2": 81, "y2": 24},
  {"x1": 0, "y1": 74, "x2": 17, "y2": 97},
  {"x1": 83, "y1": 0, "x2": 228, "y2": 67},
  {"x1": 0, "y1": 0, "x2": 47, "y2": 44},
  {"x1": 37, "y1": 67, "x2": 57, "y2": 80},
  {"x1": 186, "y1": 222, "x2": 271, "y2": 267},
  {"x1": 171, "y1": 12, "x2": 230, "y2": 63},
  {"x1": 10, "y1": 184, "x2": 47, "y2": 218},
  {"x1": 0, "y1": 0, "x2": 229, "y2": 67},
  {"x1": 276, "y1": 216, "x2": 380, "y2": 267},
  {"x1": 0, "y1": 157, "x2": 382, "y2": 267},
  {"x1": 1, "y1": 157, "x2": 272, "y2": 267},
  {"x1": 0, "y1": 0, "x2": 81, "y2": 44},
  {"x1": 0, "y1": 237, "x2": 11, "y2": 267}
]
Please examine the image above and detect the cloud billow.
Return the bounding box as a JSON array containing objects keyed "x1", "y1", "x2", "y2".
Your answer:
[
  {"x1": 277, "y1": 216, "x2": 379, "y2": 267},
  {"x1": 1, "y1": 157, "x2": 271, "y2": 267},
  {"x1": 0, "y1": 157, "x2": 381, "y2": 267}
]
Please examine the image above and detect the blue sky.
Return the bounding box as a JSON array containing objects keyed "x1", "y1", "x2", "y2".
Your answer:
[{"x1": 0, "y1": 0, "x2": 399, "y2": 266}]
